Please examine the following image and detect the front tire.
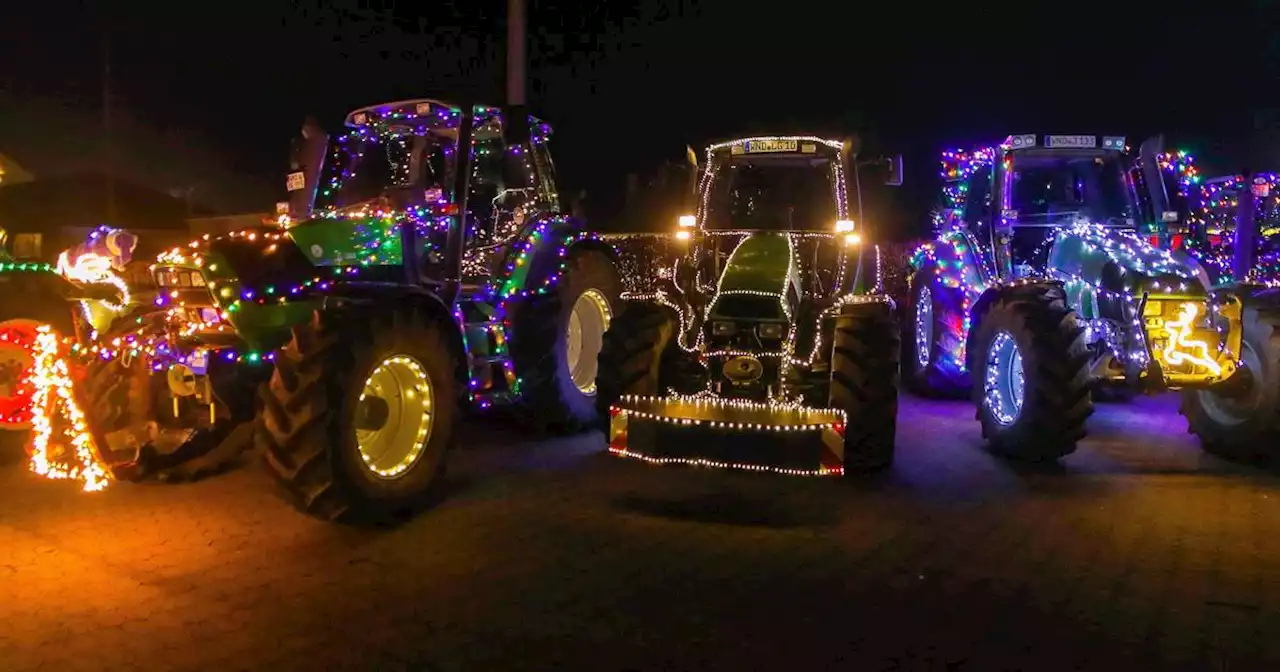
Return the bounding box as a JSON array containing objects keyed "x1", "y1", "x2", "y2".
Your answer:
[
  {"x1": 257, "y1": 306, "x2": 458, "y2": 522},
  {"x1": 78, "y1": 355, "x2": 256, "y2": 482},
  {"x1": 594, "y1": 302, "x2": 678, "y2": 424},
  {"x1": 512, "y1": 249, "x2": 621, "y2": 434},
  {"x1": 830, "y1": 301, "x2": 900, "y2": 472},
  {"x1": 971, "y1": 288, "x2": 1092, "y2": 461},
  {"x1": 1181, "y1": 302, "x2": 1280, "y2": 461}
]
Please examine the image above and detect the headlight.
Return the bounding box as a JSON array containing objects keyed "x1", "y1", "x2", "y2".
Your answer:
[
  {"x1": 757, "y1": 323, "x2": 785, "y2": 339},
  {"x1": 711, "y1": 321, "x2": 736, "y2": 336}
]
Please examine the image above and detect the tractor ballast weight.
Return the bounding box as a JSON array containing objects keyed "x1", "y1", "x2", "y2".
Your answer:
[
  {"x1": 598, "y1": 135, "x2": 902, "y2": 476},
  {"x1": 908, "y1": 133, "x2": 1263, "y2": 461}
]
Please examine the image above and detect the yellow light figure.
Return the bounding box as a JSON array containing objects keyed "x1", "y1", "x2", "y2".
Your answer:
[{"x1": 1161, "y1": 302, "x2": 1221, "y2": 375}]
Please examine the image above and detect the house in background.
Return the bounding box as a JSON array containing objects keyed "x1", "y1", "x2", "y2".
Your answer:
[
  {"x1": 0, "y1": 152, "x2": 35, "y2": 188},
  {"x1": 0, "y1": 172, "x2": 196, "y2": 260}
]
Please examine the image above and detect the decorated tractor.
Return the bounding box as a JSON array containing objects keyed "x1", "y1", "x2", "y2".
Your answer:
[
  {"x1": 598, "y1": 135, "x2": 903, "y2": 475},
  {"x1": 1151, "y1": 156, "x2": 1280, "y2": 459},
  {"x1": 0, "y1": 225, "x2": 138, "y2": 465},
  {"x1": 907, "y1": 133, "x2": 1277, "y2": 461},
  {"x1": 79, "y1": 99, "x2": 619, "y2": 519}
]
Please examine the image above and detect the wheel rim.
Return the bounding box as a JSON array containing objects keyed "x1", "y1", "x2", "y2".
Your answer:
[
  {"x1": 0, "y1": 320, "x2": 39, "y2": 427},
  {"x1": 566, "y1": 289, "x2": 612, "y2": 396},
  {"x1": 914, "y1": 284, "x2": 934, "y2": 370},
  {"x1": 1197, "y1": 339, "x2": 1264, "y2": 427},
  {"x1": 983, "y1": 331, "x2": 1025, "y2": 427},
  {"x1": 354, "y1": 355, "x2": 434, "y2": 480}
]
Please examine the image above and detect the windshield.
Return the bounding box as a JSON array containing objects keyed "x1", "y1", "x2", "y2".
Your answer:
[
  {"x1": 704, "y1": 158, "x2": 839, "y2": 231},
  {"x1": 317, "y1": 130, "x2": 456, "y2": 210},
  {"x1": 1007, "y1": 152, "x2": 1134, "y2": 224}
]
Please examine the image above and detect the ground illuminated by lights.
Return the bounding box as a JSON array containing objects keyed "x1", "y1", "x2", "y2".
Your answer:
[{"x1": 1, "y1": 394, "x2": 1278, "y2": 670}]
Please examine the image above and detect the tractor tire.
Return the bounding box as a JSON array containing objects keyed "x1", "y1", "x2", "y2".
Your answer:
[
  {"x1": 257, "y1": 305, "x2": 458, "y2": 523},
  {"x1": 904, "y1": 269, "x2": 969, "y2": 398},
  {"x1": 1180, "y1": 302, "x2": 1280, "y2": 461},
  {"x1": 971, "y1": 288, "x2": 1092, "y2": 461},
  {"x1": 77, "y1": 355, "x2": 256, "y2": 482},
  {"x1": 594, "y1": 302, "x2": 679, "y2": 425},
  {"x1": 829, "y1": 300, "x2": 900, "y2": 472},
  {"x1": 511, "y1": 249, "x2": 621, "y2": 434}
]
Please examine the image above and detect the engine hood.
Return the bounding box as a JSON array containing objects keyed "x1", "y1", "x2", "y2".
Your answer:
[
  {"x1": 1047, "y1": 222, "x2": 1211, "y2": 295},
  {"x1": 707, "y1": 232, "x2": 801, "y2": 321}
]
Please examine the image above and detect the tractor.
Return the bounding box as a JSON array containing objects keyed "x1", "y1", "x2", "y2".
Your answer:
[
  {"x1": 597, "y1": 135, "x2": 903, "y2": 475},
  {"x1": 906, "y1": 133, "x2": 1270, "y2": 461},
  {"x1": 0, "y1": 225, "x2": 138, "y2": 457},
  {"x1": 79, "y1": 99, "x2": 620, "y2": 519},
  {"x1": 1149, "y1": 156, "x2": 1280, "y2": 460}
]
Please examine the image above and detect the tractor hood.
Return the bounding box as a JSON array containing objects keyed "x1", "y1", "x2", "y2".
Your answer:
[
  {"x1": 287, "y1": 213, "x2": 407, "y2": 267},
  {"x1": 1048, "y1": 222, "x2": 1211, "y2": 295},
  {"x1": 707, "y1": 232, "x2": 801, "y2": 322}
]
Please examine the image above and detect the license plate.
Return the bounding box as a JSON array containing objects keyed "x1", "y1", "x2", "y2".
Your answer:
[
  {"x1": 1045, "y1": 135, "x2": 1097, "y2": 148},
  {"x1": 745, "y1": 139, "x2": 798, "y2": 153},
  {"x1": 189, "y1": 351, "x2": 209, "y2": 375}
]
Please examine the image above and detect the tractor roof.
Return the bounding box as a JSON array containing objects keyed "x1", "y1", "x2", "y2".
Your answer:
[
  {"x1": 343, "y1": 100, "x2": 549, "y2": 136},
  {"x1": 707, "y1": 135, "x2": 845, "y2": 160},
  {"x1": 1000, "y1": 134, "x2": 1128, "y2": 152}
]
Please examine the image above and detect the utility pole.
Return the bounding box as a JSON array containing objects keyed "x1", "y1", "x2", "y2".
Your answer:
[
  {"x1": 102, "y1": 20, "x2": 117, "y2": 225},
  {"x1": 506, "y1": 0, "x2": 526, "y2": 108}
]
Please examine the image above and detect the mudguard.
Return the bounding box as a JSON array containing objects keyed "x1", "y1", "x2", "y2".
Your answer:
[{"x1": 311, "y1": 283, "x2": 469, "y2": 387}]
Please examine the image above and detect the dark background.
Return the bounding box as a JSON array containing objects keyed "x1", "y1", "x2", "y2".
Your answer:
[{"x1": 1, "y1": 1, "x2": 1276, "y2": 240}]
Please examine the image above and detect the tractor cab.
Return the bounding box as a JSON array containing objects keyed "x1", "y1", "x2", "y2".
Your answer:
[
  {"x1": 284, "y1": 99, "x2": 563, "y2": 294},
  {"x1": 982, "y1": 135, "x2": 1140, "y2": 275},
  {"x1": 1189, "y1": 172, "x2": 1280, "y2": 285},
  {"x1": 699, "y1": 137, "x2": 850, "y2": 234}
]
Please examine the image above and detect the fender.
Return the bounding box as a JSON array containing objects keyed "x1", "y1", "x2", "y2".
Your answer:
[
  {"x1": 311, "y1": 283, "x2": 469, "y2": 390},
  {"x1": 492, "y1": 215, "x2": 604, "y2": 299}
]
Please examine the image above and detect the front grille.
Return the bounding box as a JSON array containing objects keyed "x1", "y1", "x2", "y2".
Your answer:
[{"x1": 154, "y1": 267, "x2": 207, "y2": 288}]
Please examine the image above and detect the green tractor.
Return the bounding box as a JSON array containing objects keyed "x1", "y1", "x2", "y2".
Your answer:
[
  {"x1": 907, "y1": 133, "x2": 1275, "y2": 461},
  {"x1": 597, "y1": 135, "x2": 903, "y2": 475},
  {"x1": 82, "y1": 100, "x2": 620, "y2": 519}
]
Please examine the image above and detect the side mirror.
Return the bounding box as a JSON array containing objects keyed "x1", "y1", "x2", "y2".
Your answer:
[{"x1": 884, "y1": 154, "x2": 903, "y2": 187}]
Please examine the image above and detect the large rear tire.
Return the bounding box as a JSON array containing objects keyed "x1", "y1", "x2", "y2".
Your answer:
[
  {"x1": 829, "y1": 301, "x2": 900, "y2": 472},
  {"x1": 904, "y1": 269, "x2": 969, "y2": 397},
  {"x1": 257, "y1": 306, "x2": 458, "y2": 522},
  {"x1": 1180, "y1": 302, "x2": 1280, "y2": 461},
  {"x1": 594, "y1": 302, "x2": 678, "y2": 425},
  {"x1": 971, "y1": 287, "x2": 1092, "y2": 461},
  {"x1": 511, "y1": 250, "x2": 621, "y2": 434}
]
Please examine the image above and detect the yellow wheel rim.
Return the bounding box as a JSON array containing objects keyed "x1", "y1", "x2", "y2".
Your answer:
[{"x1": 354, "y1": 355, "x2": 433, "y2": 479}]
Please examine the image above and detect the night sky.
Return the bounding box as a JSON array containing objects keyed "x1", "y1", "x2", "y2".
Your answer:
[{"x1": 1, "y1": 1, "x2": 1275, "y2": 238}]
